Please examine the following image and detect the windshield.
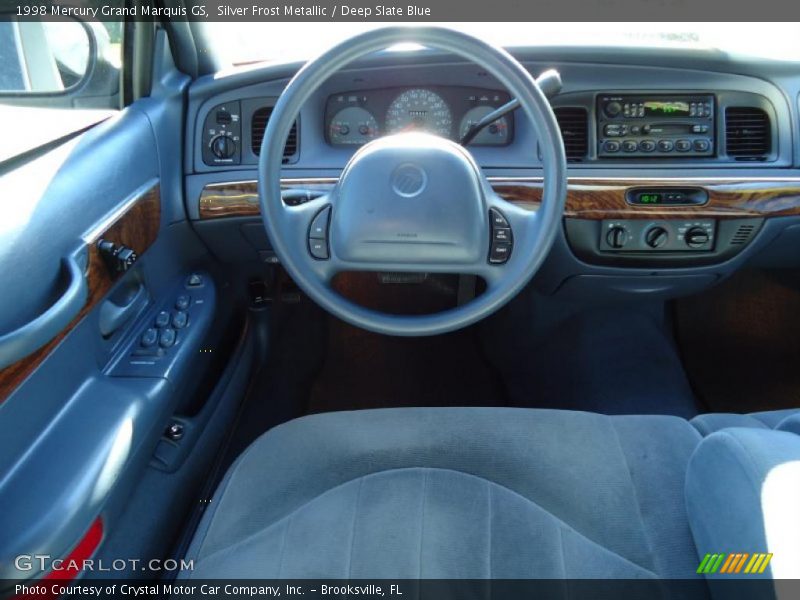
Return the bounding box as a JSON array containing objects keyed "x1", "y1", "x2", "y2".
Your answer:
[{"x1": 206, "y1": 22, "x2": 800, "y2": 67}]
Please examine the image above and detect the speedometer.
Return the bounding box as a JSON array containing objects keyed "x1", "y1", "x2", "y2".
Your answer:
[{"x1": 385, "y1": 89, "x2": 453, "y2": 138}]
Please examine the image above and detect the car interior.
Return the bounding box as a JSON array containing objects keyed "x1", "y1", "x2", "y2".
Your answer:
[{"x1": 3, "y1": 17, "x2": 800, "y2": 595}]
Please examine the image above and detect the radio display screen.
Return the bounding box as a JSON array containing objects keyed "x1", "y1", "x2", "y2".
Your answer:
[{"x1": 643, "y1": 101, "x2": 691, "y2": 117}]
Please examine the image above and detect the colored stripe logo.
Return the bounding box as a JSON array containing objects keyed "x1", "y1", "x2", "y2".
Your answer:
[{"x1": 697, "y1": 553, "x2": 773, "y2": 574}]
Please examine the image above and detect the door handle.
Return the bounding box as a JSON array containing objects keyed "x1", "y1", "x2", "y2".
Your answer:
[
  {"x1": 0, "y1": 248, "x2": 88, "y2": 370},
  {"x1": 98, "y1": 282, "x2": 148, "y2": 338}
]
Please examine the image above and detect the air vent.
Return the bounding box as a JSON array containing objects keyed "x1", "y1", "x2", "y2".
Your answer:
[
  {"x1": 725, "y1": 107, "x2": 771, "y2": 161},
  {"x1": 731, "y1": 224, "x2": 757, "y2": 245},
  {"x1": 251, "y1": 107, "x2": 299, "y2": 161},
  {"x1": 553, "y1": 107, "x2": 588, "y2": 162}
]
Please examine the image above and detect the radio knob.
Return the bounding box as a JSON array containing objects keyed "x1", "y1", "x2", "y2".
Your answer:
[
  {"x1": 685, "y1": 227, "x2": 711, "y2": 248},
  {"x1": 606, "y1": 225, "x2": 629, "y2": 249},
  {"x1": 604, "y1": 101, "x2": 622, "y2": 117},
  {"x1": 210, "y1": 135, "x2": 236, "y2": 159},
  {"x1": 644, "y1": 226, "x2": 669, "y2": 248}
]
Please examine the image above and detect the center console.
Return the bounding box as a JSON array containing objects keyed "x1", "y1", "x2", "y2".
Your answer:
[{"x1": 597, "y1": 94, "x2": 715, "y2": 158}]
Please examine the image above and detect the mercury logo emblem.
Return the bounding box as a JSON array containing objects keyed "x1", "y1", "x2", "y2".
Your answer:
[{"x1": 391, "y1": 164, "x2": 427, "y2": 198}]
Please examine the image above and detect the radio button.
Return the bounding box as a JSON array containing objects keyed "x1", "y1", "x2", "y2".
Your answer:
[
  {"x1": 693, "y1": 139, "x2": 711, "y2": 152},
  {"x1": 603, "y1": 140, "x2": 621, "y2": 153},
  {"x1": 657, "y1": 140, "x2": 674, "y2": 152},
  {"x1": 675, "y1": 139, "x2": 692, "y2": 152},
  {"x1": 622, "y1": 140, "x2": 638, "y2": 152},
  {"x1": 630, "y1": 125, "x2": 642, "y2": 135},
  {"x1": 639, "y1": 140, "x2": 656, "y2": 152},
  {"x1": 605, "y1": 101, "x2": 622, "y2": 117},
  {"x1": 603, "y1": 124, "x2": 626, "y2": 137}
]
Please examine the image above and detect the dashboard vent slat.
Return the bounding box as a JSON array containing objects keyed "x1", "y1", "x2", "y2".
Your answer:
[
  {"x1": 731, "y1": 224, "x2": 756, "y2": 245},
  {"x1": 725, "y1": 107, "x2": 771, "y2": 161},
  {"x1": 553, "y1": 107, "x2": 588, "y2": 162},
  {"x1": 251, "y1": 106, "x2": 299, "y2": 161}
]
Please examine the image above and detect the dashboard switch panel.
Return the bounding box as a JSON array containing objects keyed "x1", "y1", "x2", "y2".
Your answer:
[
  {"x1": 599, "y1": 219, "x2": 716, "y2": 253},
  {"x1": 202, "y1": 101, "x2": 242, "y2": 166}
]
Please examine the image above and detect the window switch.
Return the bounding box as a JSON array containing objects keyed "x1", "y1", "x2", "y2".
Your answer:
[
  {"x1": 172, "y1": 311, "x2": 188, "y2": 329},
  {"x1": 141, "y1": 328, "x2": 158, "y2": 348},
  {"x1": 155, "y1": 310, "x2": 170, "y2": 328},
  {"x1": 175, "y1": 295, "x2": 191, "y2": 311},
  {"x1": 159, "y1": 328, "x2": 176, "y2": 348}
]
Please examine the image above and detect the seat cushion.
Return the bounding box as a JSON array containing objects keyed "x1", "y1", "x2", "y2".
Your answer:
[
  {"x1": 690, "y1": 409, "x2": 800, "y2": 437},
  {"x1": 184, "y1": 408, "x2": 703, "y2": 579},
  {"x1": 686, "y1": 427, "x2": 800, "y2": 580}
]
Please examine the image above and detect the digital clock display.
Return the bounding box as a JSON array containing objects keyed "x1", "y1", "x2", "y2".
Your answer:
[
  {"x1": 638, "y1": 193, "x2": 663, "y2": 204},
  {"x1": 643, "y1": 101, "x2": 691, "y2": 116}
]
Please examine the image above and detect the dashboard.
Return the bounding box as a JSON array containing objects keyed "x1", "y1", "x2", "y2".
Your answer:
[
  {"x1": 185, "y1": 47, "x2": 800, "y2": 301},
  {"x1": 324, "y1": 86, "x2": 513, "y2": 146}
]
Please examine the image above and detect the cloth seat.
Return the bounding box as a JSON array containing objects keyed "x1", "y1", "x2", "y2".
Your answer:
[
  {"x1": 183, "y1": 407, "x2": 705, "y2": 580},
  {"x1": 690, "y1": 409, "x2": 800, "y2": 437}
]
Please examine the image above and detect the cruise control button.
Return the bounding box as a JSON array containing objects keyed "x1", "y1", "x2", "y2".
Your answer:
[
  {"x1": 155, "y1": 310, "x2": 170, "y2": 328},
  {"x1": 309, "y1": 239, "x2": 329, "y2": 260},
  {"x1": 489, "y1": 208, "x2": 509, "y2": 228},
  {"x1": 172, "y1": 311, "x2": 188, "y2": 329},
  {"x1": 175, "y1": 295, "x2": 191, "y2": 311},
  {"x1": 657, "y1": 140, "x2": 674, "y2": 152},
  {"x1": 141, "y1": 327, "x2": 158, "y2": 348},
  {"x1": 309, "y1": 206, "x2": 331, "y2": 240},
  {"x1": 159, "y1": 328, "x2": 177, "y2": 348},
  {"x1": 493, "y1": 228, "x2": 512, "y2": 243},
  {"x1": 489, "y1": 242, "x2": 512, "y2": 264},
  {"x1": 675, "y1": 139, "x2": 692, "y2": 152},
  {"x1": 186, "y1": 273, "x2": 203, "y2": 287}
]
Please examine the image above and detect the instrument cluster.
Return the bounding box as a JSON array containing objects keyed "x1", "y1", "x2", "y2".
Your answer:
[{"x1": 324, "y1": 86, "x2": 514, "y2": 147}]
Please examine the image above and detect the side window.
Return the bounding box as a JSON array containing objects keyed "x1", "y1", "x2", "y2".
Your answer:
[{"x1": 0, "y1": 17, "x2": 121, "y2": 107}]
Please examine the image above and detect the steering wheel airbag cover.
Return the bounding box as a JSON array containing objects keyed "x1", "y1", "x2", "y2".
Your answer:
[{"x1": 333, "y1": 133, "x2": 486, "y2": 265}]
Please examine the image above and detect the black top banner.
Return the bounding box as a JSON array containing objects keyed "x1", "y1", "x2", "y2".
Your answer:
[{"x1": 3, "y1": 0, "x2": 800, "y2": 21}]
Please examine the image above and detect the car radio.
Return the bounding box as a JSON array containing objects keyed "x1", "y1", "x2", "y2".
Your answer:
[{"x1": 597, "y1": 94, "x2": 715, "y2": 158}]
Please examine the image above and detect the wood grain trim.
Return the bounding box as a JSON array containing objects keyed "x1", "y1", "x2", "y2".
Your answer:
[
  {"x1": 199, "y1": 179, "x2": 336, "y2": 220},
  {"x1": 492, "y1": 178, "x2": 800, "y2": 220},
  {"x1": 0, "y1": 183, "x2": 161, "y2": 403},
  {"x1": 199, "y1": 177, "x2": 800, "y2": 221}
]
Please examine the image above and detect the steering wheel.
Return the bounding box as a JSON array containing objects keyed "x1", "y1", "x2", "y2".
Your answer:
[{"x1": 259, "y1": 26, "x2": 566, "y2": 336}]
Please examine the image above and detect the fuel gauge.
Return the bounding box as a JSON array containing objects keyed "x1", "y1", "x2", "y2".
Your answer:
[
  {"x1": 328, "y1": 106, "x2": 380, "y2": 146},
  {"x1": 459, "y1": 106, "x2": 510, "y2": 146}
]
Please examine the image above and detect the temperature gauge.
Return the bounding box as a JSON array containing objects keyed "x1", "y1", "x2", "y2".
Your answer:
[
  {"x1": 328, "y1": 106, "x2": 380, "y2": 146},
  {"x1": 459, "y1": 106, "x2": 510, "y2": 146}
]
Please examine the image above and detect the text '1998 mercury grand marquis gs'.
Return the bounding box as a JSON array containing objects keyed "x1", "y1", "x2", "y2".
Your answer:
[{"x1": 2, "y1": 12, "x2": 800, "y2": 600}]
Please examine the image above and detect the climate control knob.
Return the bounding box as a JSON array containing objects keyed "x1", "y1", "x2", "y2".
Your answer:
[
  {"x1": 644, "y1": 226, "x2": 669, "y2": 248},
  {"x1": 210, "y1": 135, "x2": 236, "y2": 159},
  {"x1": 606, "y1": 225, "x2": 629, "y2": 249},
  {"x1": 685, "y1": 227, "x2": 711, "y2": 248}
]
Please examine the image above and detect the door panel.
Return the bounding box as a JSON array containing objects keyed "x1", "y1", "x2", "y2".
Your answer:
[
  {"x1": 0, "y1": 183, "x2": 160, "y2": 400},
  {"x1": 0, "y1": 48, "x2": 213, "y2": 581}
]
